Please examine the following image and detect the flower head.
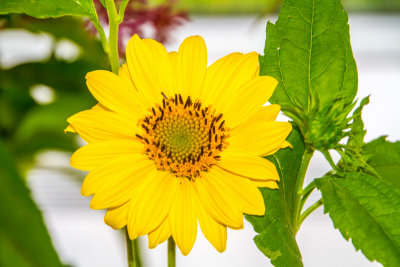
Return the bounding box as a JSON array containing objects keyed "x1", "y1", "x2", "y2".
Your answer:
[{"x1": 67, "y1": 35, "x2": 292, "y2": 255}]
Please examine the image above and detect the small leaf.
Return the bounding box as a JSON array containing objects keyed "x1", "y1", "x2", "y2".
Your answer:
[
  {"x1": 364, "y1": 136, "x2": 400, "y2": 189},
  {"x1": 348, "y1": 96, "x2": 370, "y2": 147},
  {"x1": 317, "y1": 172, "x2": 400, "y2": 267},
  {"x1": 260, "y1": 0, "x2": 357, "y2": 149},
  {"x1": 0, "y1": 141, "x2": 63, "y2": 267},
  {"x1": 0, "y1": 0, "x2": 96, "y2": 19},
  {"x1": 246, "y1": 125, "x2": 304, "y2": 267},
  {"x1": 334, "y1": 96, "x2": 370, "y2": 175}
]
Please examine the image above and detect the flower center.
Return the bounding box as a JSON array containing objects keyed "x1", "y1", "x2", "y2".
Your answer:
[{"x1": 136, "y1": 93, "x2": 229, "y2": 179}]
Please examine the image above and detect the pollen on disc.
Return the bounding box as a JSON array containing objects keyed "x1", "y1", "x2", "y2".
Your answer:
[{"x1": 136, "y1": 93, "x2": 229, "y2": 179}]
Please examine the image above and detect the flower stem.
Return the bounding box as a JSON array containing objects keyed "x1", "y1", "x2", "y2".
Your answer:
[
  {"x1": 105, "y1": 0, "x2": 120, "y2": 74},
  {"x1": 118, "y1": 0, "x2": 131, "y2": 23},
  {"x1": 298, "y1": 199, "x2": 323, "y2": 226},
  {"x1": 292, "y1": 147, "x2": 314, "y2": 233},
  {"x1": 125, "y1": 228, "x2": 142, "y2": 267},
  {"x1": 298, "y1": 179, "x2": 317, "y2": 215},
  {"x1": 168, "y1": 237, "x2": 176, "y2": 267},
  {"x1": 90, "y1": 17, "x2": 110, "y2": 56}
]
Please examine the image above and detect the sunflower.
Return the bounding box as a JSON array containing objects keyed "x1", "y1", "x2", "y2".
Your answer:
[{"x1": 66, "y1": 35, "x2": 292, "y2": 255}]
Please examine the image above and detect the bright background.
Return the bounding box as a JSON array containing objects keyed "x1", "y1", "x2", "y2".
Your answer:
[{"x1": 1, "y1": 1, "x2": 399, "y2": 266}]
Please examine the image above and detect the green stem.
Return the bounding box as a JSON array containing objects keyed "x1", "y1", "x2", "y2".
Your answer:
[
  {"x1": 118, "y1": 0, "x2": 131, "y2": 23},
  {"x1": 125, "y1": 229, "x2": 142, "y2": 267},
  {"x1": 105, "y1": 0, "x2": 121, "y2": 74},
  {"x1": 125, "y1": 228, "x2": 134, "y2": 267},
  {"x1": 298, "y1": 179, "x2": 317, "y2": 215},
  {"x1": 90, "y1": 17, "x2": 110, "y2": 56},
  {"x1": 292, "y1": 147, "x2": 314, "y2": 233},
  {"x1": 298, "y1": 199, "x2": 323, "y2": 226},
  {"x1": 168, "y1": 237, "x2": 176, "y2": 267},
  {"x1": 133, "y1": 239, "x2": 142, "y2": 267}
]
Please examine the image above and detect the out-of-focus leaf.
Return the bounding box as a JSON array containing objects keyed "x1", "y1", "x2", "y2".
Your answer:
[
  {"x1": 317, "y1": 172, "x2": 400, "y2": 267},
  {"x1": 1, "y1": 57, "x2": 99, "y2": 163},
  {"x1": 0, "y1": 0, "x2": 96, "y2": 19},
  {"x1": 5, "y1": 16, "x2": 107, "y2": 65},
  {"x1": 0, "y1": 141, "x2": 63, "y2": 267},
  {"x1": 13, "y1": 93, "x2": 95, "y2": 158},
  {"x1": 246, "y1": 125, "x2": 304, "y2": 267},
  {"x1": 364, "y1": 137, "x2": 400, "y2": 190}
]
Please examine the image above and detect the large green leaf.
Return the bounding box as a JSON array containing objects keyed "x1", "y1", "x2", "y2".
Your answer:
[
  {"x1": 364, "y1": 136, "x2": 400, "y2": 189},
  {"x1": 0, "y1": 141, "x2": 63, "y2": 267},
  {"x1": 246, "y1": 125, "x2": 304, "y2": 267},
  {"x1": 0, "y1": 0, "x2": 96, "y2": 19},
  {"x1": 261, "y1": 0, "x2": 357, "y2": 112},
  {"x1": 317, "y1": 172, "x2": 400, "y2": 267},
  {"x1": 260, "y1": 0, "x2": 357, "y2": 147}
]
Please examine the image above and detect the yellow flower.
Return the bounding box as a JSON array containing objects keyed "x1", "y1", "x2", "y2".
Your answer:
[{"x1": 66, "y1": 35, "x2": 292, "y2": 255}]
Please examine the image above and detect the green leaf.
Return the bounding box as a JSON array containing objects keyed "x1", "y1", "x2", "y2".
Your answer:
[
  {"x1": 260, "y1": 0, "x2": 357, "y2": 148},
  {"x1": 246, "y1": 125, "x2": 304, "y2": 267},
  {"x1": 364, "y1": 136, "x2": 400, "y2": 189},
  {"x1": 0, "y1": 141, "x2": 63, "y2": 267},
  {"x1": 261, "y1": 0, "x2": 357, "y2": 112},
  {"x1": 317, "y1": 172, "x2": 400, "y2": 267},
  {"x1": 0, "y1": 0, "x2": 96, "y2": 19}
]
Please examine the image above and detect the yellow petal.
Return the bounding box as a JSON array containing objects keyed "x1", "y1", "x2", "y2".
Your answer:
[
  {"x1": 104, "y1": 202, "x2": 130, "y2": 230},
  {"x1": 202, "y1": 52, "x2": 258, "y2": 109},
  {"x1": 217, "y1": 151, "x2": 279, "y2": 181},
  {"x1": 199, "y1": 167, "x2": 265, "y2": 217},
  {"x1": 82, "y1": 154, "x2": 154, "y2": 203},
  {"x1": 91, "y1": 102, "x2": 110, "y2": 111},
  {"x1": 246, "y1": 104, "x2": 281, "y2": 123},
  {"x1": 195, "y1": 193, "x2": 227, "y2": 252},
  {"x1": 148, "y1": 219, "x2": 171, "y2": 249},
  {"x1": 64, "y1": 124, "x2": 76, "y2": 133},
  {"x1": 67, "y1": 108, "x2": 138, "y2": 143},
  {"x1": 118, "y1": 63, "x2": 134, "y2": 86},
  {"x1": 197, "y1": 171, "x2": 243, "y2": 229},
  {"x1": 126, "y1": 35, "x2": 175, "y2": 105},
  {"x1": 222, "y1": 76, "x2": 278, "y2": 128},
  {"x1": 264, "y1": 140, "x2": 293, "y2": 156},
  {"x1": 168, "y1": 178, "x2": 197, "y2": 256},
  {"x1": 86, "y1": 70, "x2": 147, "y2": 116},
  {"x1": 228, "y1": 121, "x2": 292, "y2": 156},
  {"x1": 131, "y1": 172, "x2": 179, "y2": 236},
  {"x1": 126, "y1": 167, "x2": 159, "y2": 240},
  {"x1": 252, "y1": 180, "x2": 279, "y2": 189},
  {"x1": 176, "y1": 36, "x2": 207, "y2": 98},
  {"x1": 70, "y1": 139, "x2": 144, "y2": 171},
  {"x1": 169, "y1": 51, "x2": 178, "y2": 69}
]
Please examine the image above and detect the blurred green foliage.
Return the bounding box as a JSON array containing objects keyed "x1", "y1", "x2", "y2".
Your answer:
[
  {"x1": 0, "y1": 14, "x2": 107, "y2": 266},
  {"x1": 0, "y1": 141, "x2": 64, "y2": 267},
  {"x1": 1, "y1": 15, "x2": 106, "y2": 167},
  {"x1": 150, "y1": 0, "x2": 400, "y2": 14}
]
